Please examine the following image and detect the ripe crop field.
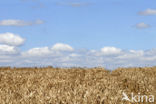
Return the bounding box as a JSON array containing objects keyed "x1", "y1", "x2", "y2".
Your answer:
[{"x1": 0, "y1": 67, "x2": 156, "y2": 104}]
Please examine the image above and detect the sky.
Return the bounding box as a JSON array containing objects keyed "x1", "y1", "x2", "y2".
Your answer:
[{"x1": 0, "y1": 0, "x2": 156, "y2": 69}]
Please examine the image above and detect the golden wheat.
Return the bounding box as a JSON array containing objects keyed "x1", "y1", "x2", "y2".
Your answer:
[{"x1": 0, "y1": 66, "x2": 156, "y2": 104}]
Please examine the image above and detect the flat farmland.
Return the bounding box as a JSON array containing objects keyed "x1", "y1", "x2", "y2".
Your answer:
[{"x1": 0, "y1": 67, "x2": 156, "y2": 104}]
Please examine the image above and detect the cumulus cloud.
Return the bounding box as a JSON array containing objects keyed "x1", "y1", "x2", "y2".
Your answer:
[
  {"x1": 0, "y1": 42, "x2": 156, "y2": 69},
  {"x1": 51, "y1": 43, "x2": 74, "y2": 51},
  {"x1": 91, "y1": 47, "x2": 122, "y2": 57},
  {"x1": 22, "y1": 43, "x2": 74, "y2": 58},
  {"x1": 0, "y1": 33, "x2": 25, "y2": 46},
  {"x1": 0, "y1": 19, "x2": 44, "y2": 26},
  {"x1": 23, "y1": 47, "x2": 51, "y2": 57},
  {"x1": 101, "y1": 47, "x2": 122, "y2": 55},
  {"x1": 139, "y1": 8, "x2": 156, "y2": 16},
  {"x1": 135, "y1": 23, "x2": 151, "y2": 29},
  {"x1": 117, "y1": 50, "x2": 144, "y2": 59},
  {"x1": 0, "y1": 45, "x2": 18, "y2": 54}
]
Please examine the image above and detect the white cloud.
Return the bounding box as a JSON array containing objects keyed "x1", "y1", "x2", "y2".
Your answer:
[
  {"x1": 139, "y1": 8, "x2": 156, "y2": 16},
  {"x1": 129, "y1": 50, "x2": 144, "y2": 56},
  {"x1": 0, "y1": 32, "x2": 25, "y2": 46},
  {"x1": 23, "y1": 47, "x2": 51, "y2": 56},
  {"x1": 0, "y1": 19, "x2": 44, "y2": 26},
  {"x1": 135, "y1": 23, "x2": 151, "y2": 29},
  {"x1": 23, "y1": 43, "x2": 74, "y2": 57},
  {"x1": 0, "y1": 43, "x2": 156, "y2": 69},
  {"x1": 101, "y1": 47, "x2": 122, "y2": 55},
  {"x1": 69, "y1": 53, "x2": 80, "y2": 57},
  {"x1": 0, "y1": 45, "x2": 18, "y2": 54},
  {"x1": 117, "y1": 50, "x2": 144, "y2": 59},
  {"x1": 51, "y1": 43, "x2": 74, "y2": 51},
  {"x1": 20, "y1": 46, "x2": 156, "y2": 69}
]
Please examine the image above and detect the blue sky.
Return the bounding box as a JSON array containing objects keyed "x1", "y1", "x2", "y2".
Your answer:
[
  {"x1": 0, "y1": 0, "x2": 156, "y2": 69},
  {"x1": 0, "y1": 0, "x2": 156, "y2": 50}
]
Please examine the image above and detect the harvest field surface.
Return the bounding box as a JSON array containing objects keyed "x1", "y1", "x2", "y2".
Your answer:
[{"x1": 0, "y1": 67, "x2": 156, "y2": 104}]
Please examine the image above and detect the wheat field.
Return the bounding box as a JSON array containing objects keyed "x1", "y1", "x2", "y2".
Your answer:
[{"x1": 0, "y1": 66, "x2": 156, "y2": 104}]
